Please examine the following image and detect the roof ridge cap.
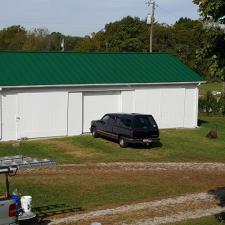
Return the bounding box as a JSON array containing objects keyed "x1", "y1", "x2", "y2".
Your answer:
[{"x1": 0, "y1": 51, "x2": 173, "y2": 55}]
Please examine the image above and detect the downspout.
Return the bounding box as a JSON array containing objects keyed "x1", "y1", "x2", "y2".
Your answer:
[
  {"x1": 196, "y1": 83, "x2": 201, "y2": 128},
  {"x1": 0, "y1": 88, "x2": 2, "y2": 140}
]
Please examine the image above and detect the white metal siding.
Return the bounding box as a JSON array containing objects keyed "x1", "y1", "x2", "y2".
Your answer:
[
  {"x1": 68, "y1": 92, "x2": 83, "y2": 135},
  {"x1": 160, "y1": 88, "x2": 185, "y2": 128},
  {"x1": 83, "y1": 91, "x2": 121, "y2": 132},
  {"x1": 121, "y1": 91, "x2": 135, "y2": 113},
  {"x1": 134, "y1": 87, "x2": 192, "y2": 129},
  {"x1": 2, "y1": 93, "x2": 17, "y2": 141},
  {"x1": 17, "y1": 92, "x2": 68, "y2": 139},
  {"x1": 0, "y1": 85, "x2": 199, "y2": 141},
  {"x1": 135, "y1": 88, "x2": 162, "y2": 127},
  {"x1": 184, "y1": 87, "x2": 198, "y2": 128}
]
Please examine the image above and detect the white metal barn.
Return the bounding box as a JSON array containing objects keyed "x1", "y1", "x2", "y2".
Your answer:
[{"x1": 0, "y1": 52, "x2": 204, "y2": 141}]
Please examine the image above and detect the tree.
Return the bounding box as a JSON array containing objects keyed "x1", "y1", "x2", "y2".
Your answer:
[
  {"x1": 46, "y1": 32, "x2": 64, "y2": 51},
  {"x1": 152, "y1": 23, "x2": 174, "y2": 52},
  {"x1": 193, "y1": 0, "x2": 225, "y2": 24},
  {"x1": 194, "y1": 0, "x2": 225, "y2": 88},
  {"x1": 173, "y1": 18, "x2": 204, "y2": 71},
  {"x1": 0, "y1": 25, "x2": 27, "y2": 50},
  {"x1": 103, "y1": 16, "x2": 148, "y2": 52}
]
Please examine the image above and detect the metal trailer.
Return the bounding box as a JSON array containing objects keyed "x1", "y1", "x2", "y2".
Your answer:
[{"x1": 0, "y1": 155, "x2": 56, "y2": 224}]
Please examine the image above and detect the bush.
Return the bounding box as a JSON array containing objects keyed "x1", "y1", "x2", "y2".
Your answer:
[
  {"x1": 199, "y1": 91, "x2": 224, "y2": 115},
  {"x1": 219, "y1": 93, "x2": 225, "y2": 115}
]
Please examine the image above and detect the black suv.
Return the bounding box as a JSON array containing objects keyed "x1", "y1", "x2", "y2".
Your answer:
[{"x1": 90, "y1": 113, "x2": 160, "y2": 148}]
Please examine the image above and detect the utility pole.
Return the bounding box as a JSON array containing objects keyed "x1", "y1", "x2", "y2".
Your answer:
[
  {"x1": 61, "y1": 38, "x2": 65, "y2": 52},
  {"x1": 146, "y1": 1, "x2": 157, "y2": 53}
]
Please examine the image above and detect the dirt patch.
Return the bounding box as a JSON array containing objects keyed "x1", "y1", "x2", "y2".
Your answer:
[
  {"x1": 47, "y1": 192, "x2": 225, "y2": 225},
  {"x1": 20, "y1": 162, "x2": 225, "y2": 176},
  {"x1": 41, "y1": 140, "x2": 103, "y2": 158}
]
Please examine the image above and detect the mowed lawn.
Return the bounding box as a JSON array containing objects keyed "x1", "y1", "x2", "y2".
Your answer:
[
  {"x1": 199, "y1": 82, "x2": 223, "y2": 96},
  {"x1": 0, "y1": 115, "x2": 224, "y2": 218},
  {"x1": 1, "y1": 167, "x2": 225, "y2": 214},
  {"x1": 0, "y1": 116, "x2": 224, "y2": 163}
]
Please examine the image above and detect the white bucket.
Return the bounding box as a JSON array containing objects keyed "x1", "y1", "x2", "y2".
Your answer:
[{"x1": 21, "y1": 196, "x2": 32, "y2": 213}]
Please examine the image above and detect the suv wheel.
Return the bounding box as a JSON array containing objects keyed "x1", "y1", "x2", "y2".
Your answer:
[
  {"x1": 92, "y1": 127, "x2": 98, "y2": 138},
  {"x1": 119, "y1": 137, "x2": 128, "y2": 148}
]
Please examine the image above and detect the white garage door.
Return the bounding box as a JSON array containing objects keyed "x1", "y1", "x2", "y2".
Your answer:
[
  {"x1": 17, "y1": 92, "x2": 68, "y2": 139},
  {"x1": 83, "y1": 91, "x2": 121, "y2": 132}
]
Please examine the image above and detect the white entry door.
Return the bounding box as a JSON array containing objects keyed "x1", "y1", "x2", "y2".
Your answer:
[
  {"x1": 17, "y1": 91, "x2": 68, "y2": 139},
  {"x1": 83, "y1": 91, "x2": 121, "y2": 132}
]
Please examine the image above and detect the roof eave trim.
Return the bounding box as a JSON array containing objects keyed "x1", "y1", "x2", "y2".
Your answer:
[{"x1": 0, "y1": 81, "x2": 206, "y2": 89}]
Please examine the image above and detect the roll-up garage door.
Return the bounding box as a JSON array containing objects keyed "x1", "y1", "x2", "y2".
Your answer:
[
  {"x1": 17, "y1": 92, "x2": 68, "y2": 139},
  {"x1": 83, "y1": 91, "x2": 121, "y2": 133}
]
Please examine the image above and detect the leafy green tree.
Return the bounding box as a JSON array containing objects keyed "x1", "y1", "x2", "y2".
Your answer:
[
  {"x1": 152, "y1": 23, "x2": 174, "y2": 52},
  {"x1": 194, "y1": 0, "x2": 225, "y2": 88},
  {"x1": 23, "y1": 29, "x2": 48, "y2": 51},
  {"x1": 193, "y1": 0, "x2": 225, "y2": 24},
  {"x1": 0, "y1": 25, "x2": 27, "y2": 50},
  {"x1": 64, "y1": 36, "x2": 83, "y2": 51},
  {"x1": 173, "y1": 18, "x2": 205, "y2": 71},
  {"x1": 77, "y1": 33, "x2": 103, "y2": 52},
  {"x1": 46, "y1": 32, "x2": 64, "y2": 51},
  {"x1": 103, "y1": 16, "x2": 148, "y2": 52}
]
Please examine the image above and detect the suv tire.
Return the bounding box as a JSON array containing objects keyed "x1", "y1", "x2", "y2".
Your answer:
[
  {"x1": 119, "y1": 136, "x2": 128, "y2": 148},
  {"x1": 92, "y1": 127, "x2": 98, "y2": 138}
]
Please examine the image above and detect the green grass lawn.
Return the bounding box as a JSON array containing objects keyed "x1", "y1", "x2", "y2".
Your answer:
[
  {"x1": 0, "y1": 115, "x2": 224, "y2": 218},
  {"x1": 0, "y1": 115, "x2": 224, "y2": 164},
  {"x1": 1, "y1": 166, "x2": 225, "y2": 215},
  {"x1": 199, "y1": 82, "x2": 223, "y2": 96}
]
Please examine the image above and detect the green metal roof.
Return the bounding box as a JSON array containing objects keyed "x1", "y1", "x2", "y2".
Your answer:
[{"x1": 0, "y1": 52, "x2": 204, "y2": 87}]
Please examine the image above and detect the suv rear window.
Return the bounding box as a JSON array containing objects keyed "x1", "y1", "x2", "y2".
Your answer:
[
  {"x1": 133, "y1": 116, "x2": 157, "y2": 129},
  {"x1": 120, "y1": 118, "x2": 132, "y2": 128}
]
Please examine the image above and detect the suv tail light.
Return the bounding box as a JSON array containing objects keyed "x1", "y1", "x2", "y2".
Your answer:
[
  {"x1": 130, "y1": 129, "x2": 134, "y2": 138},
  {"x1": 9, "y1": 203, "x2": 17, "y2": 217}
]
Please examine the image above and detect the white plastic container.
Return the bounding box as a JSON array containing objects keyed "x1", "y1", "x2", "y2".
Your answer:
[{"x1": 21, "y1": 196, "x2": 32, "y2": 213}]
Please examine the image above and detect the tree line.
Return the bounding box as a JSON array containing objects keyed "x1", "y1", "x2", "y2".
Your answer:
[{"x1": 0, "y1": 0, "x2": 224, "y2": 83}]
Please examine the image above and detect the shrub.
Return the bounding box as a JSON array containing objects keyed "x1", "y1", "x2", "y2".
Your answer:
[
  {"x1": 199, "y1": 91, "x2": 224, "y2": 115},
  {"x1": 219, "y1": 93, "x2": 225, "y2": 115}
]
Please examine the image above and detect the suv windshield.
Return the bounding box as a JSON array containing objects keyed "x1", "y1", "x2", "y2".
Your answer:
[{"x1": 133, "y1": 116, "x2": 157, "y2": 129}]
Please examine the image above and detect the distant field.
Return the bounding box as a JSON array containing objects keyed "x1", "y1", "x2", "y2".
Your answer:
[{"x1": 199, "y1": 82, "x2": 223, "y2": 96}]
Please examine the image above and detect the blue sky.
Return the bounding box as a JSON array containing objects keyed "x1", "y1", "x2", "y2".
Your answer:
[{"x1": 0, "y1": 0, "x2": 200, "y2": 36}]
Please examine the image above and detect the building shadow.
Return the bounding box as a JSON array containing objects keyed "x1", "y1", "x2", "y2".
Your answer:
[
  {"x1": 215, "y1": 212, "x2": 225, "y2": 224},
  {"x1": 129, "y1": 142, "x2": 163, "y2": 150},
  {"x1": 31, "y1": 204, "x2": 84, "y2": 225},
  {"x1": 208, "y1": 187, "x2": 225, "y2": 207},
  {"x1": 99, "y1": 136, "x2": 162, "y2": 150},
  {"x1": 208, "y1": 187, "x2": 225, "y2": 224},
  {"x1": 198, "y1": 119, "x2": 208, "y2": 127}
]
